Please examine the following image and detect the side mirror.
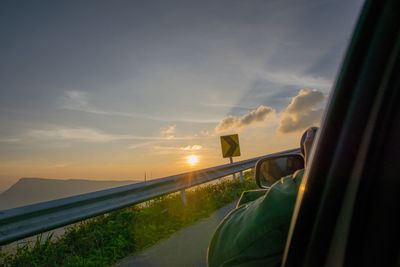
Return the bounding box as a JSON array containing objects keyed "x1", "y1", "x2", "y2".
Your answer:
[{"x1": 255, "y1": 154, "x2": 304, "y2": 188}]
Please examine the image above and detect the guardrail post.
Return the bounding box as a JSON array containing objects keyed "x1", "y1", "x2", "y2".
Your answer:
[
  {"x1": 239, "y1": 171, "x2": 243, "y2": 183},
  {"x1": 230, "y1": 157, "x2": 236, "y2": 181},
  {"x1": 180, "y1": 190, "x2": 187, "y2": 205}
]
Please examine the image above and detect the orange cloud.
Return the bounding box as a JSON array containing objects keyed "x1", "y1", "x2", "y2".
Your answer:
[
  {"x1": 215, "y1": 105, "x2": 275, "y2": 133},
  {"x1": 278, "y1": 89, "x2": 324, "y2": 133}
]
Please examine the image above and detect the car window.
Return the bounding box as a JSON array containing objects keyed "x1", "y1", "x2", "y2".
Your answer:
[
  {"x1": 283, "y1": 0, "x2": 400, "y2": 265},
  {"x1": 0, "y1": 0, "x2": 365, "y2": 265}
]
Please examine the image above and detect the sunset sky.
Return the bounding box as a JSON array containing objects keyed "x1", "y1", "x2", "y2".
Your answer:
[{"x1": 0, "y1": 0, "x2": 363, "y2": 191}]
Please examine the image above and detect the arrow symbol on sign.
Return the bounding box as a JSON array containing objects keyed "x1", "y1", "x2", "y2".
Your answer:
[{"x1": 223, "y1": 136, "x2": 237, "y2": 157}]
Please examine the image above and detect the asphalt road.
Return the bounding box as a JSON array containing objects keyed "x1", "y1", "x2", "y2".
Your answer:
[{"x1": 115, "y1": 201, "x2": 237, "y2": 267}]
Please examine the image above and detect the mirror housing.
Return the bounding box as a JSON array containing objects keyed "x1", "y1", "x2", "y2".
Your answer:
[{"x1": 255, "y1": 154, "x2": 304, "y2": 188}]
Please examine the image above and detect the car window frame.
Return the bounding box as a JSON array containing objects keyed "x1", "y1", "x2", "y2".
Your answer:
[{"x1": 282, "y1": 0, "x2": 400, "y2": 265}]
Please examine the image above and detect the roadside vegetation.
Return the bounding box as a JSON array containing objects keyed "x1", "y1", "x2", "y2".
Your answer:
[{"x1": 0, "y1": 170, "x2": 256, "y2": 267}]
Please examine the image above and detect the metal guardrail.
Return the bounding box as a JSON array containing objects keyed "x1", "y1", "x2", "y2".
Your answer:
[{"x1": 0, "y1": 148, "x2": 300, "y2": 246}]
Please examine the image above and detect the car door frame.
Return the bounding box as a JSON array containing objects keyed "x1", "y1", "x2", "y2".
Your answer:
[{"x1": 282, "y1": 0, "x2": 400, "y2": 266}]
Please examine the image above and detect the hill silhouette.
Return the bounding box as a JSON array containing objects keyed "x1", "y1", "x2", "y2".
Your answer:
[{"x1": 0, "y1": 177, "x2": 141, "y2": 210}]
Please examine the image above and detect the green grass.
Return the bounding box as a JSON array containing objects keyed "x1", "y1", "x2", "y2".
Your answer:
[{"x1": 0, "y1": 170, "x2": 257, "y2": 267}]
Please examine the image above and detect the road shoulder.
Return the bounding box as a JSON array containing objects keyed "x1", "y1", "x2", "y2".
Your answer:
[{"x1": 115, "y1": 201, "x2": 237, "y2": 267}]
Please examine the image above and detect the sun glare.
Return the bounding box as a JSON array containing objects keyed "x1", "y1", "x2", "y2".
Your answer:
[{"x1": 188, "y1": 155, "x2": 198, "y2": 166}]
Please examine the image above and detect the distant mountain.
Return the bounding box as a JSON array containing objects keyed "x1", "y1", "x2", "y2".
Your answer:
[{"x1": 0, "y1": 177, "x2": 141, "y2": 210}]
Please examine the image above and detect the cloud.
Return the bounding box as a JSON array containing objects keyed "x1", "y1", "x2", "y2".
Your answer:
[
  {"x1": 58, "y1": 91, "x2": 108, "y2": 115},
  {"x1": 60, "y1": 91, "x2": 89, "y2": 110},
  {"x1": 215, "y1": 105, "x2": 275, "y2": 133},
  {"x1": 148, "y1": 144, "x2": 203, "y2": 155},
  {"x1": 152, "y1": 145, "x2": 177, "y2": 150},
  {"x1": 129, "y1": 142, "x2": 203, "y2": 151},
  {"x1": 161, "y1": 125, "x2": 176, "y2": 134},
  {"x1": 278, "y1": 89, "x2": 324, "y2": 133},
  {"x1": 28, "y1": 128, "x2": 132, "y2": 142},
  {"x1": 161, "y1": 125, "x2": 176, "y2": 139},
  {"x1": 27, "y1": 128, "x2": 178, "y2": 143},
  {"x1": 181, "y1": 145, "x2": 202, "y2": 151},
  {"x1": 262, "y1": 71, "x2": 332, "y2": 91},
  {"x1": 201, "y1": 103, "x2": 255, "y2": 110},
  {"x1": 128, "y1": 142, "x2": 154, "y2": 149},
  {"x1": 58, "y1": 91, "x2": 220, "y2": 124},
  {"x1": 198, "y1": 130, "x2": 216, "y2": 137}
]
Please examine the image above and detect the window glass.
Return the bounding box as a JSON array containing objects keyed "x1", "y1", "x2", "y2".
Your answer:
[{"x1": 0, "y1": 0, "x2": 364, "y2": 262}]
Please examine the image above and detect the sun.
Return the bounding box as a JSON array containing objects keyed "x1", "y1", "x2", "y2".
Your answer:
[{"x1": 188, "y1": 155, "x2": 198, "y2": 166}]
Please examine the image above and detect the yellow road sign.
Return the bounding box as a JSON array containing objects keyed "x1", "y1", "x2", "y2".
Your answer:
[{"x1": 220, "y1": 134, "x2": 241, "y2": 158}]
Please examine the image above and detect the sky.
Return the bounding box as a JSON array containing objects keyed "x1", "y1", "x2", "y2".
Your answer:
[{"x1": 0, "y1": 0, "x2": 364, "y2": 191}]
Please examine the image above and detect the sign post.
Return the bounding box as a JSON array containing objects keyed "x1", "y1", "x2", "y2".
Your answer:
[{"x1": 220, "y1": 134, "x2": 241, "y2": 181}]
